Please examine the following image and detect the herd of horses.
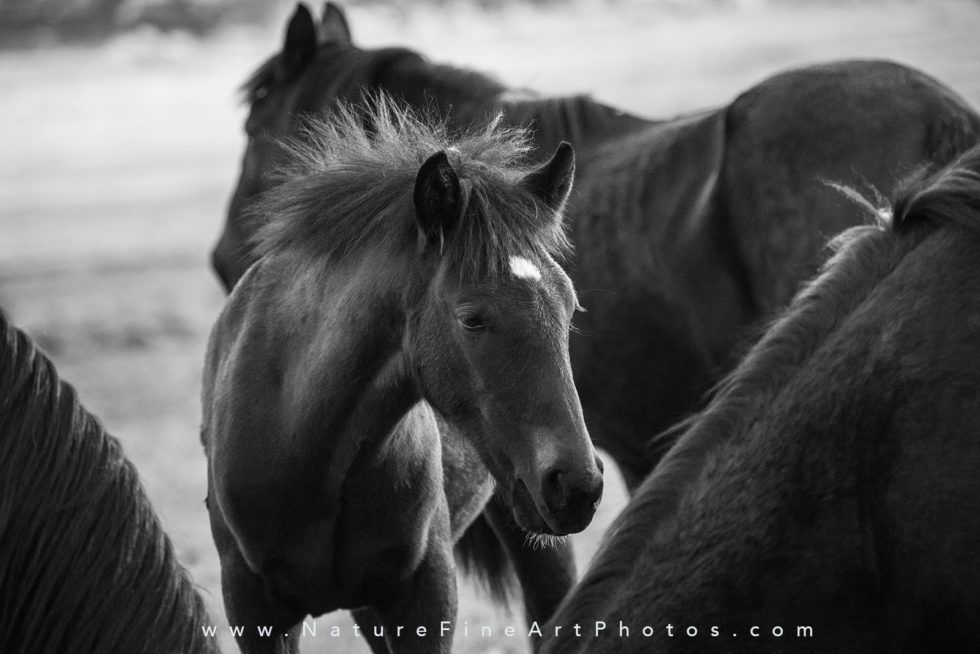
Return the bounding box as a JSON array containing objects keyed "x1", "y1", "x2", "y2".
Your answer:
[{"x1": 4, "y1": 2, "x2": 980, "y2": 652}]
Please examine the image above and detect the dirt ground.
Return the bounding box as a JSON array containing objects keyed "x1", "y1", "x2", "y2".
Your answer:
[{"x1": 3, "y1": 1, "x2": 980, "y2": 652}]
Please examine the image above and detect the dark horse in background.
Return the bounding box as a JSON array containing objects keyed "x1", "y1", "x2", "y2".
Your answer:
[
  {"x1": 201, "y1": 101, "x2": 602, "y2": 654},
  {"x1": 210, "y1": 1, "x2": 980, "y2": 624},
  {"x1": 214, "y1": 3, "x2": 980, "y2": 487},
  {"x1": 0, "y1": 308, "x2": 217, "y2": 654},
  {"x1": 540, "y1": 144, "x2": 980, "y2": 654}
]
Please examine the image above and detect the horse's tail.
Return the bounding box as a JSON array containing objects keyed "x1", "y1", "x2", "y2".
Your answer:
[{"x1": 455, "y1": 512, "x2": 518, "y2": 606}]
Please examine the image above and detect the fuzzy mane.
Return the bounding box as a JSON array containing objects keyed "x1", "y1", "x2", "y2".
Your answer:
[
  {"x1": 252, "y1": 95, "x2": 571, "y2": 277},
  {"x1": 0, "y1": 310, "x2": 216, "y2": 654},
  {"x1": 558, "y1": 143, "x2": 980, "y2": 620}
]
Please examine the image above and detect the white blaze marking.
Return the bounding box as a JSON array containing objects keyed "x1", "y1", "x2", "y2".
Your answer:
[{"x1": 509, "y1": 256, "x2": 542, "y2": 281}]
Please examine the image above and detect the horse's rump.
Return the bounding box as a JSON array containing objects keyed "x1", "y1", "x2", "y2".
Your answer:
[{"x1": 721, "y1": 59, "x2": 980, "y2": 314}]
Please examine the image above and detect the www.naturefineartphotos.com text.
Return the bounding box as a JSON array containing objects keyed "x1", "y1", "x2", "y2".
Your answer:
[{"x1": 200, "y1": 619, "x2": 815, "y2": 642}]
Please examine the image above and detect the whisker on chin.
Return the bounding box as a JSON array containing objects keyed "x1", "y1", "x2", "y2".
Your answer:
[{"x1": 523, "y1": 532, "x2": 567, "y2": 551}]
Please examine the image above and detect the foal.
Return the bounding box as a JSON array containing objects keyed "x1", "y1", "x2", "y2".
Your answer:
[{"x1": 201, "y1": 101, "x2": 603, "y2": 653}]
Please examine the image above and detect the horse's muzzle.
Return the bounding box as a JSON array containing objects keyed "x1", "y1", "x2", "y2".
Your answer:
[{"x1": 539, "y1": 455, "x2": 604, "y2": 534}]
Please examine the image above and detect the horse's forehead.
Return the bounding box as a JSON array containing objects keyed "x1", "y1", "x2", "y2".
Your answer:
[
  {"x1": 503, "y1": 255, "x2": 575, "y2": 310},
  {"x1": 509, "y1": 255, "x2": 543, "y2": 282},
  {"x1": 440, "y1": 254, "x2": 565, "y2": 298}
]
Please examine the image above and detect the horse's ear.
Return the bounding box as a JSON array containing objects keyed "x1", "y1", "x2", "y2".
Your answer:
[
  {"x1": 283, "y1": 4, "x2": 318, "y2": 77},
  {"x1": 321, "y1": 2, "x2": 352, "y2": 44},
  {"x1": 414, "y1": 151, "x2": 462, "y2": 249},
  {"x1": 521, "y1": 141, "x2": 575, "y2": 211}
]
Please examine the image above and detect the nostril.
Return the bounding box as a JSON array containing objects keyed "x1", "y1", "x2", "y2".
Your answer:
[
  {"x1": 571, "y1": 473, "x2": 604, "y2": 513},
  {"x1": 595, "y1": 455, "x2": 605, "y2": 474},
  {"x1": 541, "y1": 468, "x2": 567, "y2": 513}
]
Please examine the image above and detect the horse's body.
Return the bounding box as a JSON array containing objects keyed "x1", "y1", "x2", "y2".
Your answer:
[
  {"x1": 541, "y1": 146, "x2": 980, "y2": 653},
  {"x1": 564, "y1": 66, "x2": 978, "y2": 480},
  {"x1": 213, "y1": 5, "x2": 980, "y2": 493},
  {"x1": 0, "y1": 309, "x2": 217, "y2": 654},
  {"x1": 201, "y1": 102, "x2": 602, "y2": 654}
]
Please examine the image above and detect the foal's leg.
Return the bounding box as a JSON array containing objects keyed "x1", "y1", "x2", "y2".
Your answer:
[
  {"x1": 350, "y1": 607, "x2": 390, "y2": 654},
  {"x1": 374, "y1": 520, "x2": 457, "y2": 654},
  {"x1": 219, "y1": 548, "x2": 302, "y2": 654},
  {"x1": 484, "y1": 496, "x2": 577, "y2": 627},
  {"x1": 208, "y1": 486, "x2": 303, "y2": 654}
]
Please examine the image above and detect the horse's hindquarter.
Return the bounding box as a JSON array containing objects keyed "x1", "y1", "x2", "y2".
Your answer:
[
  {"x1": 721, "y1": 59, "x2": 980, "y2": 315},
  {"x1": 566, "y1": 59, "x2": 980, "y2": 488}
]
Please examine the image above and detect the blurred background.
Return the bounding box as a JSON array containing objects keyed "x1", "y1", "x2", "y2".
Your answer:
[{"x1": 3, "y1": 0, "x2": 980, "y2": 652}]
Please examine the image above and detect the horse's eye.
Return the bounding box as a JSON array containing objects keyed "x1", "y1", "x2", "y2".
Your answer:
[
  {"x1": 253, "y1": 86, "x2": 269, "y2": 101},
  {"x1": 458, "y1": 313, "x2": 485, "y2": 332}
]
